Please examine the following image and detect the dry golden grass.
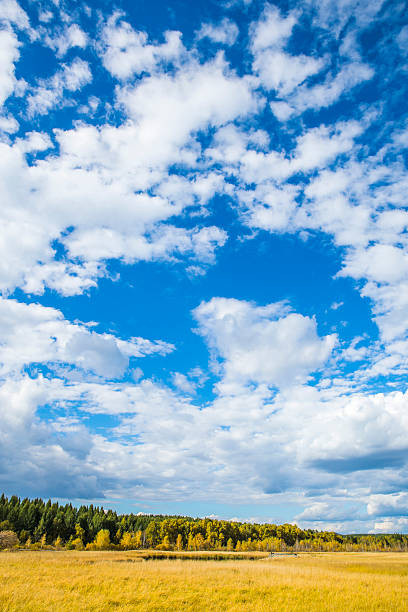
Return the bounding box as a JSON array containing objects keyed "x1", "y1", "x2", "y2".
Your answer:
[{"x1": 1, "y1": 550, "x2": 407, "y2": 611}]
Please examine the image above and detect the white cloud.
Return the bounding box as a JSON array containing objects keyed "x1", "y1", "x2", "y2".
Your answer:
[
  {"x1": 250, "y1": 6, "x2": 325, "y2": 96},
  {"x1": 38, "y1": 10, "x2": 53, "y2": 24},
  {"x1": 51, "y1": 58, "x2": 91, "y2": 92},
  {"x1": 0, "y1": 51, "x2": 258, "y2": 296},
  {"x1": 193, "y1": 297, "x2": 336, "y2": 388},
  {"x1": 0, "y1": 10, "x2": 256, "y2": 303},
  {"x1": 27, "y1": 57, "x2": 92, "y2": 116},
  {"x1": 0, "y1": 125, "x2": 230, "y2": 296},
  {"x1": 269, "y1": 100, "x2": 294, "y2": 122},
  {"x1": 196, "y1": 18, "x2": 239, "y2": 46},
  {"x1": 372, "y1": 517, "x2": 408, "y2": 533},
  {"x1": 296, "y1": 502, "x2": 360, "y2": 522},
  {"x1": 0, "y1": 322, "x2": 408, "y2": 511},
  {"x1": 294, "y1": 121, "x2": 363, "y2": 171},
  {"x1": 339, "y1": 245, "x2": 408, "y2": 284},
  {"x1": 249, "y1": 6, "x2": 374, "y2": 122},
  {"x1": 397, "y1": 26, "x2": 408, "y2": 52},
  {"x1": 0, "y1": 0, "x2": 29, "y2": 30},
  {"x1": 0, "y1": 112, "x2": 18, "y2": 133},
  {"x1": 297, "y1": 390, "x2": 408, "y2": 468},
  {"x1": 283, "y1": 62, "x2": 374, "y2": 117},
  {"x1": 16, "y1": 131, "x2": 52, "y2": 153},
  {"x1": 225, "y1": 123, "x2": 408, "y2": 360},
  {"x1": 118, "y1": 54, "x2": 260, "y2": 160},
  {"x1": 254, "y1": 50, "x2": 324, "y2": 96},
  {"x1": 44, "y1": 24, "x2": 88, "y2": 57},
  {"x1": 172, "y1": 372, "x2": 196, "y2": 394},
  {"x1": 306, "y1": 0, "x2": 386, "y2": 33},
  {"x1": 361, "y1": 282, "x2": 408, "y2": 344},
  {"x1": 250, "y1": 6, "x2": 296, "y2": 52},
  {"x1": 0, "y1": 28, "x2": 19, "y2": 106},
  {"x1": 0, "y1": 297, "x2": 174, "y2": 379},
  {"x1": 63, "y1": 225, "x2": 227, "y2": 267},
  {"x1": 367, "y1": 493, "x2": 408, "y2": 517},
  {"x1": 211, "y1": 119, "x2": 362, "y2": 187},
  {"x1": 20, "y1": 261, "x2": 105, "y2": 297},
  {"x1": 0, "y1": 0, "x2": 407, "y2": 526},
  {"x1": 0, "y1": 375, "x2": 100, "y2": 498},
  {"x1": 101, "y1": 14, "x2": 183, "y2": 80},
  {"x1": 241, "y1": 183, "x2": 299, "y2": 231},
  {"x1": 212, "y1": 120, "x2": 363, "y2": 238}
]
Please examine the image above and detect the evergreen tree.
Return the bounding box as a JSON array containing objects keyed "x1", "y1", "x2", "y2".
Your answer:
[{"x1": 0, "y1": 492, "x2": 406, "y2": 553}]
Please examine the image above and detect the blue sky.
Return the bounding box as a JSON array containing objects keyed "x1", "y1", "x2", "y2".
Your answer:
[{"x1": 1, "y1": 0, "x2": 408, "y2": 533}]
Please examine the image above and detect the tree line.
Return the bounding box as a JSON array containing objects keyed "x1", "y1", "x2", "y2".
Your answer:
[{"x1": 0, "y1": 494, "x2": 407, "y2": 552}]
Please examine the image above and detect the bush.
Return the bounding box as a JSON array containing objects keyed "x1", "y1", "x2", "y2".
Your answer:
[
  {"x1": 0, "y1": 530, "x2": 19, "y2": 549},
  {"x1": 72, "y1": 537, "x2": 84, "y2": 551}
]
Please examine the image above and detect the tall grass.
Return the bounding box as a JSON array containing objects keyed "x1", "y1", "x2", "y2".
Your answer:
[{"x1": 1, "y1": 550, "x2": 407, "y2": 611}]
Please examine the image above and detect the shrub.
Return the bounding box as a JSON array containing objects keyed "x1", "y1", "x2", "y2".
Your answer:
[{"x1": 0, "y1": 531, "x2": 19, "y2": 549}]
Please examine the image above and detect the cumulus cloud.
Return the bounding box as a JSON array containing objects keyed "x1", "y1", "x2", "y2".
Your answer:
[
  {"x1": 44, "y1": 23, "x2": 88, "y2": 57},
  {"x1": 372, "y1": 517, "x2": 408, "y2": 533},
  {"x1": 397, "y1": 26, "x2": 408, "y2": 52},
  {"x1": 249, "y1": 5, "x2": 374, "y2": 122},
  {"x1": 1, "y1": 298, "x2": 408, "y2": 522},
  {"x1": 172, "y1": 372, "x2": 196, "y2": 394},
  {"x1": 251, "y1": 6, "x2": 325, "y2": 96},
  {"x1": 0, "y1": 377, "x2": 99, "y2": 498},
  {"x1": 209, "y1": 109, "x2": 408, "y2": 377},
  {"x1": 306, "y1": 0, "x2": 386, "y2": 33},
  {"x1": 250, "y1": 5, "x2": 296, "y2": 51},
  {"x1": 0, "y1": 112, "x2": 18, "y2": 133},
  {"x1": 101, "y1": 14, "x2": 183, "y2": 79},
  {"x1": 367, "y1": 493, "x2": 408, "y2": 517},
  {"x1": 296, "y1": 502, "x2": 361, "y2": 523},
  {"x1": 27, "y1": 57, "x2": 92, "y2": 116},
  {"x1": 339, "y1": 245, "x2": 408, "y2": 284},
  {"x1": 193, "y1": 298, "x2": 336, "y2": 388},
  {"x1": 0, "y1": 54, "x2": 247, "y2": 294},
  {"x1": 0, "y1": 0, "x2": 407, "y2": 531},
  {"x1": 0, "y1": 0, "x2": 29, "y2": 30},
  {"x1": 0, "y1": 43, "x2": 260, "y2": 297},
  {"x1": 196, "y1": 18, "x2": 239, "y2": 46},
  {"x1": 273, "y1": 62, "x2": 374, "y2": 120},
  {"x1": 0, "y1": 28, "x2": 20, "y2": 106},
  {"x1": 117, "y1": 54, "x2": 260, "y2": 157},
  {"x1": 0, "y1": 297, "x2": 174, "y2": 379}
]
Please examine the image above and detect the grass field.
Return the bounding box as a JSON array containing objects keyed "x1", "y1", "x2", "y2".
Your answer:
[{"x1": 1, "y1": 550, "x2": 407, "y2": 611}]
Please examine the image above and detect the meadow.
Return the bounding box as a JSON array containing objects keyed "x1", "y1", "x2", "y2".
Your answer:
[{"x1": 1, "y1": 550, "x2": 407, "y2": 611}]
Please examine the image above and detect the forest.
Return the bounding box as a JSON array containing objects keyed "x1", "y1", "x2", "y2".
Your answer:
[{"x1": 0, "y1": 494, "x2": 406, "y2": 552}]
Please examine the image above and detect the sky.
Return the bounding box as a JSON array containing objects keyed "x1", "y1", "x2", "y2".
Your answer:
[{"x1": 1, "y1": 0, "x2": 408, "y2": 534}]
